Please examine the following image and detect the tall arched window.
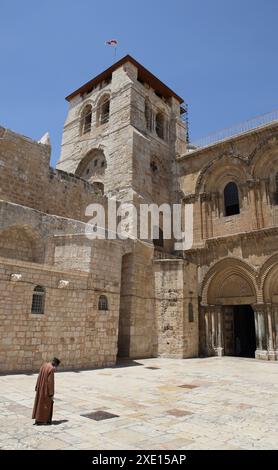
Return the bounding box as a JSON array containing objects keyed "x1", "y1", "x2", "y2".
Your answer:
[
  {"x1": 155, "y1": 112, "x2": 165, "y2": 140},
  {"x1": 98, "y1": 295, "x2": 108, "y2": 311},
  {"x1": 31, "y1": 285, "x2": 45, "y2": 314},
  {"x1": 224, "y1": 182, "x2": 240, "y2": 216},
  {"x1": 97, "y1": 95, "x2": 110, "y2": 125},
  {"x1": 81, "y1": 104, "x2": 92, "y2": 135}
]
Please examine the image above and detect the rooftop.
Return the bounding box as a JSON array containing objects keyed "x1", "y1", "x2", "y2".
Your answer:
[
  {"x1": 65, "y1": 54, "x2": 184, "y2": 104},
  {"x1": 188, "y1": 108, "x2": 278, "y2": 152}
]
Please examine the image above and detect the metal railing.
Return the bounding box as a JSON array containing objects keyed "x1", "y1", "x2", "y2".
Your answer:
[{"x1": 190, "y1": 109, "x2": 278, "y2": 149}]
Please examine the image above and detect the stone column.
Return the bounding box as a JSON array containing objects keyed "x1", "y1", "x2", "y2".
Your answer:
[
  {"x1": 203, "y1": 305, "x2": 223, "y2": 357},
  {"x1": 253, "y1": 304, "x2": 268, "y2": 360},
  {"x1": 216, "y1": 307, "x2": 224, "y2": 357},
  {"x1": 266, "y1": 303, "x2": 276, "y2": 361},
  {"x1": 210, "y1": 306, "x2": 223, "y2": 357},
  {"x1": 247, "y1": 180, "x2": 260, "y2": 230},
  {"x1": 204, "y1": 307, "x2": 212, "y2": 356},
  {"x1": 272, "y1": 304, "x2": 278, "y2": 360},
  {"x1": 211, "y1": 308, "x2": 216, "y2": 351},
  {"x1": 200, "y1": 193, "x2": 212, "y2": 239}
]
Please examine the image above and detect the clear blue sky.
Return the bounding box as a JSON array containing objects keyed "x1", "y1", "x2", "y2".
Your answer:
[{"x1": 1, "y1": 0, "x2": 278, "y2": 165}]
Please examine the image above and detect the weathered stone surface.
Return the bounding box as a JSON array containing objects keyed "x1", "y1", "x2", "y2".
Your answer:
[
  {"x1": 1, "y1": 56, "x2": 278, "y2": 372},
  {"x1": 179, "y1": 122, "x2": 278, "y2": 361}
]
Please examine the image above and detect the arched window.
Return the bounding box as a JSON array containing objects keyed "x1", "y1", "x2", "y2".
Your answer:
[
  {"x1": 31, "y1": 285, "x2": 45, "y2": 314},
  {"x1": 224, "y1": 182, "x2": 240, "y2": 216},
  {"x1": 97, "y1": 95, "x2": 110, "y2": 125},
  {"x1": 155, "y1": 112, "x2": 165, "y2": 140},
  {"x1": 145, "y1": 100, "x2": 152, "y2": 131},
  {"x1": 188, "y1": 302, "x2": 194, "y2": 322},
  {"x1": 81, "y1": 104, "x2": 92, "y2": 135},
  {"x1": 153, "y1": 227, "x2": 164, "y2": 248},
  {"x1": 98, "y1": 295, "x2": 108, "y2": 311}
]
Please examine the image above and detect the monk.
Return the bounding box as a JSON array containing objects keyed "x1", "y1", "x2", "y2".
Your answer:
[{"x1": 32, "y1": 357, "x2": 60, "y2": 425}]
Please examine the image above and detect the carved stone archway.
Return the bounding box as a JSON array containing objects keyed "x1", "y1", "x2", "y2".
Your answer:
[{"x1": 199, "y1": 258, "x2": 273, "y2": 359}]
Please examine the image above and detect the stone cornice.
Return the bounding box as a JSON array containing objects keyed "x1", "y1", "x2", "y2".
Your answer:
[{"x1": 185, "y1": 225, "x2": 278, "y2": 253}]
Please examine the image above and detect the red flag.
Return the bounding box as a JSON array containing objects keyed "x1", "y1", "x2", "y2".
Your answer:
[{"x1": 105, "y1": 39, "x2": 118, "y2": 46}]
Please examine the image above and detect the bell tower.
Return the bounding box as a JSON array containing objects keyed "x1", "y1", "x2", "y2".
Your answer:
[
  {"x1": 57, "y1": 55, "x2": 187, "y2": 208},
  {"x1": 57, "y1": 56, "x2": 191, "y2": 360}
]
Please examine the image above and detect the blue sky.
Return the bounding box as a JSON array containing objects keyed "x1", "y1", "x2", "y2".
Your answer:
[{"x1": 1, "y1": 0, "x2": 278, "y2": 165}]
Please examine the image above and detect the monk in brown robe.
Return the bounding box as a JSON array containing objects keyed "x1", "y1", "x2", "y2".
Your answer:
[{"x1": 32, "y1": 357, "x2": 60, "y2": 425}]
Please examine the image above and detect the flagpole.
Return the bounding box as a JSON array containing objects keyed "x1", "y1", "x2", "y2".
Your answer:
[{"x1": 105, "y1": 39, "x2": 118, "y2": 63}]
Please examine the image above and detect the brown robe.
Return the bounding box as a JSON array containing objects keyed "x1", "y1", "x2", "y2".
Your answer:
[{"x1": 32, "y1": 362, "x2": 55, "y2": 423}]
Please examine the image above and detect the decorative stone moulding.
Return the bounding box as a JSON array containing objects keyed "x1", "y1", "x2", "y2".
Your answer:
[
  {"x1": 58, "y1": 279, "x2": 70, "y2": 289},
  {"x1": 10, "y1": 273, "x2": 22, "y2": 282}
]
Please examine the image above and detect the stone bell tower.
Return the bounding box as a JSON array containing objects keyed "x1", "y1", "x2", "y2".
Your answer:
[
  {"x1": 57, "y1": 55, "x2": 187, "y2": 209},
  {"x1": 57, "y1": 56, "x2": 197, "y2": 361}
]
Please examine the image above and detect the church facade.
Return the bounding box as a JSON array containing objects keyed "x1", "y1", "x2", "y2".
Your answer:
[{"x1": 1, "y1": 55, "x2": 278, "y2": 372}]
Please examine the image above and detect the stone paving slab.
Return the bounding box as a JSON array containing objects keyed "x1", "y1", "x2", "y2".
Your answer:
[{"x1": 0, "y1": 357, "x2": 278, "y2": 450}]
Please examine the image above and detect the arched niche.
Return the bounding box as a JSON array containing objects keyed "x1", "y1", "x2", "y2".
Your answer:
[
  {"x1": 0, "y1": 225, "x2": 44, "y2": 263},
  {"x1": 75, "y1": 148, "x2": 107, "y2": 186}
]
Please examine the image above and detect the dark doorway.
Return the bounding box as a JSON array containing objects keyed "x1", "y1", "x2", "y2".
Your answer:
[{"x1": 233, "y1": 305, "x2": 256, "y2": 358}]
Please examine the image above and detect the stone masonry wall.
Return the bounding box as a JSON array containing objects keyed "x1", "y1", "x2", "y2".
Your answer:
[
  {"x1": 0, "y1": 127, "x2": 104, "y2": 220},
  {"x1": 0, "y1": 258, "x2": 121, "y2": 372},
  {"x1": 0, "y1": 199, "x2": 125, "y2": 372},
  {"x1": 178, "y1": 124, "x2": 278, "y2": 247},
  {"x1": 153, "y1": 259, "x2": 199, "y2": 358}
]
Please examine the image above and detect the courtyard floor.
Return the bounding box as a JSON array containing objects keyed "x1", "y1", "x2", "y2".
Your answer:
[{"x1": 0, "y1": 356, "x2": 278, "y2": 450}]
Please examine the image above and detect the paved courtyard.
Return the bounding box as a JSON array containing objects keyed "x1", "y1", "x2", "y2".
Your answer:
[{"x1": 0, "y1": 357, "x2": 278, "y2": 450}]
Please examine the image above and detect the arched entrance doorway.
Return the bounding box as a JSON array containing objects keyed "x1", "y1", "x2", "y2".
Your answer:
[
  {"x1": 201, "y1": 259, "x2": 259, "y2": 359},
  {"x1": 223, "y1": 305, "x2": 256, "y2": 358}
]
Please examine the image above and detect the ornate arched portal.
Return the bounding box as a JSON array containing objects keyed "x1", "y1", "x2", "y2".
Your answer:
[{"x1": 200, "y1": 258, "x2": 270, "y2": 360}]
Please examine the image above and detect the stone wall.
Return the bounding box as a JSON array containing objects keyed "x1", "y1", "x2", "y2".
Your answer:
[
  {"x1": 153, "y1": 258, "x2": 199, "y2": 358},
  {"x1": 0, "y1": 127, "x2": 104, "y2": 220},
  {"x1": 0, "y1": 198, "x2": 126, "y2": 372},
  {"x1": 178, "y1": 124, "x2": 278, "y2": 247},
  {"x1": 0, "y1": 258, "x2": 121, "y2": 372},
  {"x1": 177, "y1": 122, "x2": 278, "y2": 361},
  {"x1": 0, "y1": 57, "x2": 192, "y2": 373}
]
